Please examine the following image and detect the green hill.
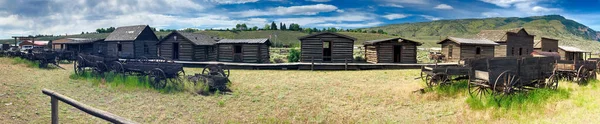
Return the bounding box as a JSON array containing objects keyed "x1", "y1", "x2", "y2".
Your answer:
[
  {"x1": 362, "y1": 15, "x2": 600, "y2": 51},
  {"x1": 0, "y1": 30, "x2": 395, "y2": 47}
]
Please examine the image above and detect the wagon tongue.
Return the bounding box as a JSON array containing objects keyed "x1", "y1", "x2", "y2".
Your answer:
[{"x1": 53, "y1": 63, "x2": 66, "y2": 70}]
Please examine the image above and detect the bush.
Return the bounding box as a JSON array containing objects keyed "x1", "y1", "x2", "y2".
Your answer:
[
  {"x1": 270, "y1": 53, "x2": 287, "y2": 63},
  {"x1": 287, "y1": 48, "x2": 300, "y2": 62}
]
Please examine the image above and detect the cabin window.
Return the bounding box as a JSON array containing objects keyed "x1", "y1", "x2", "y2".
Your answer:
[
  {"x1": 323, "y1": 41, "x2": 330, "y2": 48},
  {"x1": 476, "y1": 47, "x2": 481, "y2": 55},
  {"x1": 549, "y1": 50, "x2": 552, "y2": 52},
  {"x1": 448, "y1": 45, "x2": 453, "y2": 58},
  {"x1": 234, "y1": 45, "x2": 242, "y2": 53},
  {"x1": 519, "y1": 48, "x2": 523, "y2": 55},
  {"x1": 117, "y1": 44, "x2": 122, "y2": 52},
  {"x1": 143, "y1": 43, "x2": 149, "y2": 54}
]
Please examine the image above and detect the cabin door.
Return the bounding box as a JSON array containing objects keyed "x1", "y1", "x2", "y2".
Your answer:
[
  {"x1": 393, "y1": 45, "x2": 402, "y2": 63},
  {"x1": 233, "y1": 45, "x2": 243, "y2": 62},
  {"x1": 323, "y1": 41, "x2": 332, "y2": 62},
  {"x1": 172, "y1": 43, "x2": 179, "y2": 60}
]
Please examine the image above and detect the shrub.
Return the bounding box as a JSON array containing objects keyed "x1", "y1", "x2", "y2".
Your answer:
[{"x1": 287, "y1": 48, "x2": 300, "y2": 62}]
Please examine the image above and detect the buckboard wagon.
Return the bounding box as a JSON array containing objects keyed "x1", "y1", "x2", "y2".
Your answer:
[
  {"x1": 467, "y1": 57, "x2": 557, "y2": 99},
  {"x1": 420, "y1": 65, "x2": 470, "y2": 87},
  {"x1": 111, "y1": 59, "x2": 185, "y2": 88},
  {"x1": 74, "y1": 53, "x2": 118, "y2": 75},
  {"x1": 554, "y1": 60, "x2": 597, "y2": 84},
  {"x1": 23, "y1": 49, "x2": 63, "y2": 69}
]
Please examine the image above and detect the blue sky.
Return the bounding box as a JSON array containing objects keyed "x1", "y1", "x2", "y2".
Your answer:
[{"x1": 0, "y1": 0, "x2": 599, "y2": 39}]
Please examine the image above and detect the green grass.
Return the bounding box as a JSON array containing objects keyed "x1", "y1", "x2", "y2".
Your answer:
[
  {"x1": 432, "y1": 80, "x2": 469, "y2": 97},
  {"x1": 68, "y1": 71, "x2": 191, "y2": 93},
  {"x1": 466, "y1": 88, "x2": 571, "y2": 110},
  {"x1": 11, "y1": 57, "x2": 41, "y2": 68}
]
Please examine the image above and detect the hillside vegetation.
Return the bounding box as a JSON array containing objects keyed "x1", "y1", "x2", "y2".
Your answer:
[{"x1": 363, "y1": 15, "x2": 600, "y2": 51}]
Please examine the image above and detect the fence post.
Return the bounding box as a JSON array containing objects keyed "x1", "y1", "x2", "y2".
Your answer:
[
  {"x1": 51, "y1": 96, "x2": 58, "y2": 124},
  {"x1": 345, "y1": 58, "x2": 348, "y2": 71},
  {"x1": 311, "y1": 56, "x2": 314, "y2": 71}
]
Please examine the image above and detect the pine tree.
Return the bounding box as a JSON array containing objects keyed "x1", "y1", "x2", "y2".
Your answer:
[{"x1": 271, "y1": 22, "x2": 277, "y2": 30}]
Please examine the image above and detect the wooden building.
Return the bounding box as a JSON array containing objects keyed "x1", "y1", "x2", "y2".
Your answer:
[
  {"x1": 363, "y1": 37, "x2": 422, "y2": 63},
  {"x1": 437, "y1": 37, "x2": 498, "y2": 62},
  {"x1": 298, "y1": 32, "x2": 356, "y2": 63},
  {"x1": 157, "y1": 31, "x2": 219, "y2": 61},
  {"x1": 477, "y1": 28, "x2": 534, "y2": 57},
  {"x1": 104, "y1": 25, "x2": 159, "y2": 58},
  {"x1": 52, "y1": 38, "x2": 105, "y2": 54},
  {"x1": 558, "y1": 46, "x2": 589, "y2": 60},
  {"x1": 216, "y1": 38, "x2": 271, "y2": 63},
  {"x1": 534, "y1": 37, "x2": 559, "y2": 52}
]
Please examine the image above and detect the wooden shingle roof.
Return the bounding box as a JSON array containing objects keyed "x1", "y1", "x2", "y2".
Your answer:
[
  {"x1": 157, "y1": 31, "x2": 219, "y2": 45},
  {"x1": 363, "y1": 37, "x2": 422, "y2": 45},
  {"x1": 105, "y1": 25, "x2": 148, "y2": 41},
  {"x1": 217, "y1": 38, "x2": 271, "y2": 45},
  {"x1": 559, "y1": 46, "x2": 586, "y2": 52},
  {"x1": 476, "y1": 28, "x2": 531, "y2": 42},
  {"x1": 437, "y1": 37, "x2": 498, "y2": 45}
]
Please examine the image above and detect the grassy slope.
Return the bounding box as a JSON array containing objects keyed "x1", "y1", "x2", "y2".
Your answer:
[
  {"x1": 2, "y1": 57, "x2": 600, "y2": 123},
  {"x1": 363, "y1": 15, "x2": 600, "y2": 51},
  {"x1": 0, "y1": 31, "x2": 397, "y2": 47}
]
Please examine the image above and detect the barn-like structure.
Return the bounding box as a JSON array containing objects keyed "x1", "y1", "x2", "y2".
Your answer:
[
  {"x1": 157, "y1": 31, "x2": 218, "y2": 61},
  {"x1": 477, "y1": 28, "x2": 534, "y2": 57},
  {"x1": 52, "y1": 38, "x2": 104, "y2": 54},
  {"x1": 216, "y1": 39, "x2": 271, "y2": 63},
  {"x1": 363, "y1": 37, "x2": 421, "y2": 63},
  {"x1": 437, "y1": 37, "x2": 498, "y2": 62},
  {"x1": 298, "y1": 32, "x2": 356, "y2": 63},
  {"x1": 104, "y1": 25, "x2": 159, "y2": 58},
  {"x1": 534, "y1": 37, "x2": 559, "y2": 53}
]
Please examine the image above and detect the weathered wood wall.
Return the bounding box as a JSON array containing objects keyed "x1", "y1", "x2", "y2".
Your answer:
[
  {"x1": 300, "y1": 34, "x2": 354, "y2": 63},
  {"x1": 218, "y1": 44, "x2": 234, "y2": 62},
  {"x1": 441, "y1": 42, "x2": 461, "y2": 62},
  {"x1": 559, "y1": 49, "x2": 584, "y2": 60},
  {"x1": 158, "y1": 33, "x2": 194, "y2": 61},
  {"x1": 540, "y1": 38, "x2": 559, "y2": 52},
  {"x1": 376, "y1": 42, "x2": 417, "y2": 63},
  {"x1": 134, "y1": 40, "x2": 158, "y2": 58},
  {"x1": 106, "y1": 42, "x2": 134, "y2": 58},
  {"x1": 217, "y1": 44, "x2": 269, "y2": 63},
  {"x1": 259, "y1": 44, "x2": 270, "y2": 63},
  {"x1": 365, "y1": 45, "x2": 378, "y2": 63},
  {"x1": 459, "y1": 45, "x2": 494, "y2": 60},
  {"x1": 496, "y1": 30, "x2": 533, "y2": 57},
  {"x1": 93, "y1": 41, "x2": 106, "y2": 54}
]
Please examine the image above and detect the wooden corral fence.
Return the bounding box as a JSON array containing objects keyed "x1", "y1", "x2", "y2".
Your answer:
[{"x1": 42, "y1": 89, "x2": 137, "y2": 124}]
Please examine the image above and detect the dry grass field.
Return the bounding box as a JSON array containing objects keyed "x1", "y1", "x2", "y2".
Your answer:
[{"x1": 2, "y1": 57, "x2": 600, "y2": 123}]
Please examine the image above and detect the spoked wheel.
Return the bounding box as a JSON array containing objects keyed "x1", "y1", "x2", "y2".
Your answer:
[
  {"x1": 427, "y1": 73, "x2": 450, "y2": 87},
  {"x1": 468, "y1": 81, "x2": 490, "y2": 99},
  {"x1": 420, "y1": 70, "x2": 427, "y2": 82},
  {"x1": 546, "y1": 74, "x2": 559, "y2": 90},
  {"x1": 492, "y1": 70, "x2": 519, "y2": 103},
  {"x1": 93, "y1": 63, "x2": 108, "y2": 76},
  {"x1": 111, "y1": 61, "x2": 125, "y2": 76},
  {"x1": 203, "y1": 64, "x2": 229, "y2": 77},
  {"x1": 575, "y1": 66, "x2": 589, "y2": 84},
  {"x1": 149, "y1": 68, "x2": 167, "y2": 88}
]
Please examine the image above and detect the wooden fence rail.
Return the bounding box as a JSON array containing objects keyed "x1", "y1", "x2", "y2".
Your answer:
[{"x1": 42, "y1": 89, "x2": 138, "y2": 124}]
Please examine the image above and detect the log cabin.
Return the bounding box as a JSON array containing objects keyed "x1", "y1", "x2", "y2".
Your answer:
[
  {"x1": 558, "y1": 46, "x2": 588, "y2": 60},
  {"x1": 104, "y1": 25, "x2": 159, "y2": 58},
  {"x1": 52, "y1": 38, "x2": 104, "y2": 54},
  {"x1": 298, "y1": 32, "x2": 356, "y2": 63},
  {"x1": 363, "y1": 37, "x2": 422, "y2": 63},
  {"x1": 534, "y1": 37, "x2": 559, "y2": 52},
  {"x1": 477, "y1": 28, "x2": 534, "y2": 57},
  {"x1": 438, "y1": 37, "x2": 498, "y2": 62},
  {"x1": 157, "y1": 31, "x2": 218, "y2": 61},
  {"x1": 216, "y1": 38, "x2": 271, "y2": 63}
]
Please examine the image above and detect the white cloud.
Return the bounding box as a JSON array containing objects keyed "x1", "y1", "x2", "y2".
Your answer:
[
  {"x1": 479, "y1": 0, "x2": 529, "y2": 8},
  {"x1": 315, "y1": 22, "x2": 383, "y2": 28},
  {"x1": 306, "y1": 0, "x2": 331, "y2": 2},
  {"x1": 482, "y1": 12, "x2": 501, "y2": 17},
  {"x1": 274, "y1": 12, "x2": 378, "y2": 28},
  {"x1": 383, "y1": 14, "x2": 409, "y2": 20},
  {"x1": 336, "y1": 9, "x2": 345, "y2": 13},
  {"x1": 377, "y1": 0, "x2": 429, "y2": 5},
  {"x1": 420, "y1": 15, "x2": 441, "y2": 20},
  {"x1": 434, "y1": 4, "x2": 453, "y2": 9},
  {"x1": 232, "y1": 4, "x2": 338, "y2": 17},
  {"x1": 380, "y1": 4, "x2": 404, "y2": 8},
  {"x1": 209, "y1": 0, "x2": 259, "y2": 4}
]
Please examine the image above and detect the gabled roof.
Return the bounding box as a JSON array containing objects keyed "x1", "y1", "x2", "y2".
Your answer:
[
  {"x1": 298, "y1": 32, "x2": 357, "y2": 41},
  {"x1": 105, "y1": 25, "x2": 148, "y2": 41},
  {"x1": 53, "y1": 38, "x2": 104, "y2": 44},
  {"x1": 363, "y1": 37, "x2": 422, "y2": 46},
  {"x1": 437, "y1": 37, "x2": 498, "y2": 45},
  {"x1": 217, "y1": 38, "x2": 271, "y2": 45},
  {"x1": 476, "y1": 28, "x2": 533, "y2": 42},
  {"x1": 559, "y1": 46, "x2": 586, "y2": 52},
  {"x1": 157, "y1": 31, "x2": 219, "y2": 45}
]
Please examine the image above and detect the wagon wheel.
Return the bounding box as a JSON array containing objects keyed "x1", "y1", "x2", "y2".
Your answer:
[
  {"x1": 149, "y1": 68, "x2": 167, "y2": 88},
  {"x1": 221, "y1": 64, "x2": 230, "y2": 78},
  {"x1": 468, "y1": 81, "x2": 490, "y2": 99},
  {"x1": 74, "y1": 57, "x2": 84, "y2": 75},
  {"x1": 427, "y1": 73, "x2": 450, "y2": 87},
  {"x1": 492, "y1": 71, "x2": 519, "y2": 102},
  {"x1": 111, "y1": 61, "x2": 124, "y2": 75},
  {"x1": 546, "y1": 74, "x2": 559, "y2": 90},
  {"x1": 575, "y1": 66, "x2": 589, "y2": 84},
  {"x1": 203, "y1": 64, "x2": 229, "y2": 77},
  {"x1": 94, "y1": 62, "x2": 108, "y2": 76},
  {"x1": 169, "y1": 69, "x2": 186, "y2": 86},
  {"x1": 420, "y1": 70, "x2": 427, "y2": 82},
  {"x1": 590, "y1": 70, "x2": 597, "y2": 80}
]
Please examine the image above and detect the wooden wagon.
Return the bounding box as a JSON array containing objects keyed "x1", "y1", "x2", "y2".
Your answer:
[
  {"x1": 22, "y1": 49, "x2": 62, "y2": 68},
  {"x1": 467, "y1": 57, "x2": 558, "y2": 99},
  {"x1": 111, "y1": 59, "x2": 185, "y2": 88},
  {"x1": 420, "y1": 65, "x2": 470, "y2": 87},
  {"x1": 554, "y1": 60, "x2": 597, "y2": 84},
  {"x1": 74, "y1": 54, "x2": 118, "y2": 75}
]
